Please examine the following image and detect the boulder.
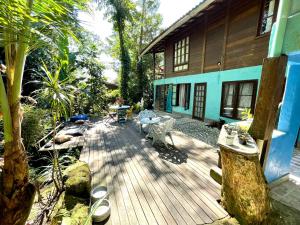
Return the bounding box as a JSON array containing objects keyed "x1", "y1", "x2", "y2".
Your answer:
[
  {"x1": 64, "y1": 161, "x2": 91, "y2": 198},
  {"x1": 70, "y1": 203, "x2": 91, "y2": 225},
  {"x1": 54, "y1": 134, "x2": 72, "y2": 144}
]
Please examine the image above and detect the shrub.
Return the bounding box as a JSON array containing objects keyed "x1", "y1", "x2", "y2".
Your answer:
[{"x1": 22, "y1": 105, "x2": 48, "y2": 152}]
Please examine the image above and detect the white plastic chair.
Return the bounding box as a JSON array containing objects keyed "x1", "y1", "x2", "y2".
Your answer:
[
  {"x1": 138, "y1": 110, "x2": 157, "y2": 133},
  {"x1": 151, "y1": 118, "x2": 175, "y2": 147}
]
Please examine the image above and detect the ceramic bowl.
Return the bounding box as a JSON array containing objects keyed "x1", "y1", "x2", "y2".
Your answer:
[
  {"x1": 91, "y1": 186, "x2": 108, "y2": 203},
  {"x1": 91, "y1": 199, "x2": 111, "y2": 222}
]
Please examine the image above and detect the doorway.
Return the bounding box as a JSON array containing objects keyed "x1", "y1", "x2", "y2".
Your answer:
[{"x1": 193, "y1": 83, "x2": 207, "y2": 120}]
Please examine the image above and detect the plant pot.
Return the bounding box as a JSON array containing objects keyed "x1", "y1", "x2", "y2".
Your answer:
[
  {"x1": 238, "y1": 138, "x2": 248, "y2": 145},
  {"x1": 225, "y1": 135, "x2": 235, "y2": 145}
]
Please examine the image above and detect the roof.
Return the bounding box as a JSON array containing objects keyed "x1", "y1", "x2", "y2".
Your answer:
[{"x1": 140, "y1": 0, "x2": 219, "y2": 57}]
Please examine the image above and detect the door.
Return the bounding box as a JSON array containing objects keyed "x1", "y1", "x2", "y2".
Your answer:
[
  {"x1": 193, "y1": 83, "x2": 207, "y2": 120},
  {"x1": 166, "y1": 84, "x2": 173, "y2": 113}
]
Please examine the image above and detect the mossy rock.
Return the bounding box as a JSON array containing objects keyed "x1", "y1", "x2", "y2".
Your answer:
[
  {"x1": 64, "y1": 161, "x2": 91, "y2": 198},
  {"x1": 209, "y1": 217, "x2": 240, "y2": 225},
  {"x1": 70, "y1": 203, "x2": 91, "y2": 225},
  {"x1": 64, "y1": 194, "x2": 89, "y2": 211}
]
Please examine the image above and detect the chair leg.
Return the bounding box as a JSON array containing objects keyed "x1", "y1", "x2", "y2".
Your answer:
[{"x1": 169, "y1": 133, "x2": 175, "y2": 146}]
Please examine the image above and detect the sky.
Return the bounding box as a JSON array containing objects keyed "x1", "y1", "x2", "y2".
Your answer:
[{"x1": 78, "y1": 0, "x2": 201, "y2": 82}]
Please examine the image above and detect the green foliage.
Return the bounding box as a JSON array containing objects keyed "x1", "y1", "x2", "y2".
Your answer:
[
  {"x1": 241, "y1": 108, "x2": 253, "y2": 121},
  {"x1": 36, "y1": 62, "x2": 74, "y2": 120},
  {"x1": 106, "y1": 0, "x2": 162, "y2": 105},
  {"x1": 100, "y1": 0, "x2": 135, "y2": 100},
  {"x1": 21, "y1": 105, "x2": 48, "y2": 151},
  {"x1": 71, "y1": 32, "x2": 108, "y2": 115}
]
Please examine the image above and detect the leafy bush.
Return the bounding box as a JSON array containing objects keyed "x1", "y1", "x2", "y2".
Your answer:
[
  {"x1": 22, "y1": 105, "x2": 49, "y2": 151},
  {"x1": 106, "y1": 89, "x2": 119, "y2": 104},
  {"x1": 133, "y1": 102, "x2": 141, "y2": 113}
]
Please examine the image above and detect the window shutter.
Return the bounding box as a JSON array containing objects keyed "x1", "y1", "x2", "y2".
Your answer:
[
  {"x1": 184, "y1": 84, "x2": 191, "y2": 110},
  {"x1": 176, "y1": 84, "x2": 180, "y2": 106}
]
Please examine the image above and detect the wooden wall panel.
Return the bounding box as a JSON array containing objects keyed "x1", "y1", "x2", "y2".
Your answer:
[
  {"x1": 204, "y1": 24, "x2": 225, "y2": 72},
  {"x1": 162, "y1": 0, "x2": 271, "y2": 78},
  {"x1": 224, "y1": 0, "x2": 270, "y2": 70},
  {"x1": 164, "y1": 21, "x2": 204, "y2": 78}
]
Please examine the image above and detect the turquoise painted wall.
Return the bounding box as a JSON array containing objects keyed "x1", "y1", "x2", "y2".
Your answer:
[
  {"x1": 154, "y1": 66, "x2": 262, "y2": 123},
  {"x1": 264, "y1": 0, "x2": 300, "y2": 182},
  {"x1": 265, "y1": 52, "x2": 300, "y2": 182},
  {"x1": 269, "y1": 0, "x2": 300, "y2": 54}
]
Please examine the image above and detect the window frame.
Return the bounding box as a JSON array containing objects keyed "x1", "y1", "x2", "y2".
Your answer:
[
  {"x1": 220, "y1": 80, "x2": 258, "y2": 120},
  {"x1": 257, "y1": 0, "x2": 278, "y2": 37},
  {"x1": 173, "y1": 36, "x2": 190, "y2": 72}
]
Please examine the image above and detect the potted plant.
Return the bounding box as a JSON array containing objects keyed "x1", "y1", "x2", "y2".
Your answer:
[
  {"x1": 237, "y1": 124, "x2": 251, "y2": 145},
  {"x1": 224, "y1": 124, "x2": 237, "y2": 145}
]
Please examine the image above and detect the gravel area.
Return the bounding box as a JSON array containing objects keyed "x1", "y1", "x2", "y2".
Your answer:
[{"x1": 155, "y1": 112, "x2": 221, "y2": 147}]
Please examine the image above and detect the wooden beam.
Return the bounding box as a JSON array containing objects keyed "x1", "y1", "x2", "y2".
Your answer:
[
  {"x1": 248, "y1": 55, "x2": 287, "y2": 163},
  {"x1": 201, "y1": 14, "x2": 207, "y2": 73},
  {"x1": 221, "y1": 0, "x2": 231, "y2": 70}
]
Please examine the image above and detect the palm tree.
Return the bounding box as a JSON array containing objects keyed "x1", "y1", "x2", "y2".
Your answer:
[{"x1": 0, "y1": 0, "x2": 87, "y2": 223}]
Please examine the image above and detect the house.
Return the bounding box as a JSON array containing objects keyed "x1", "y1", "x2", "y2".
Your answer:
[{"x1": 140, "y1": 0, "x2": 279, "y2": 123}]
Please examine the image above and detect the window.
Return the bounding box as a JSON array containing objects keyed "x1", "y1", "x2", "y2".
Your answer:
[
  {"x1": 172, "y1": 83, "x2": 191, "y2": 109},
  {"x1": 174, "y1": 37, "x2": 189, "y2": 72},
  {"x1": 258, "y1": 0, "x2": 276, "y2": 35},
  {"x1": 221, "y1": 80, "x2": 258, "y2": 119}
]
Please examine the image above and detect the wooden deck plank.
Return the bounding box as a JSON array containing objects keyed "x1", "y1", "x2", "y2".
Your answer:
[
  {"x1": 125, "y1": 128, "x2": 220, "y2": 222},
  {"x1": 82, "y1": 121, "x2": 228, "y2": 225},
  {"x1": 125, "y1": 125, "x2": 227, "y2": 219},
  {"x1": 119, "y1": 133, "x2": 191, "y2": 225},
  {"x1": 104, "y1": 125, "x2": 164, "y2": 225},
  {"x1": 122, "y1": 127, "x2": 209, "y2": 224}
]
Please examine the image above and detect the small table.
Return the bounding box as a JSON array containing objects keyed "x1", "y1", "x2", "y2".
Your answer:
[
  {"x1": 140, "y1": 117, "x2": 161, "y2": 137},
  {"x1": 109, "y1": 105, "x2": 130, "y2": 123}
]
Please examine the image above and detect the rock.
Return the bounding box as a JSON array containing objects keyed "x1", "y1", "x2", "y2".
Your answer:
[
  {"x1": 70, "y1": 203, "x2": 91, "y2": 225},
  {"x1": 210, "y1": 166, "x2": 222, "y2": 185},
  {"x1": 209, "y1": 217, "x2": 240, "y2": 225},
  {"x1": 64, "y1": 161, "x2": 91, "y2": 198},
  {"x1": 64, "y1": 194, "x2": 89, "y2": 211},
  {"x1": 54, "y1": 134, "x2": 72, "y2": 144}
]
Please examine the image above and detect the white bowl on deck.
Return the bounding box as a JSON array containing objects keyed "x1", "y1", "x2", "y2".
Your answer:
[
  {"x1": 91, "y1": 186, "x2": 108, "y2": 203},
  {"x1": 92, "y1": 199, "x2": 111, "y2": 222}
]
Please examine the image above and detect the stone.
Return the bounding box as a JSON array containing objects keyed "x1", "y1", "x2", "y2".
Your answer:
[
  {"x1": 64, "y1": 161, "x2": 91, "y2": 198},
  {"x1": 210, "y1": 166, "x2": 222, "y2": 185},
  {"x1": 70, "y1": 203, "x2": 91, "y2": 225},
  {"x1": 209, "y1": 217, "x2": 240, "y2": 225},
  {"x1": 54, "y1": 134, "x2": 72, "y2": 144}
]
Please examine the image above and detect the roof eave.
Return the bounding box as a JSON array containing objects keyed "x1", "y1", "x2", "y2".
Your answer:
[{"x1": 140, "y1": 0, "x2": 216, "y2": 58}]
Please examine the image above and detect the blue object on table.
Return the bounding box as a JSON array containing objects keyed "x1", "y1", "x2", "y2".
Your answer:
[{"x1": 70, "y1": 114, "x2": 88, "y2": 122}]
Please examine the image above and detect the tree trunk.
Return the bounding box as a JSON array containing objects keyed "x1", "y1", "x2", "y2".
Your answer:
[
  {"x1": 218, "y1": 126, "x2": 270, "y2": 225},
  {"x1": 117, "y1": 19, "x2": 130, "y2": 100},
  {"x1": 0, "y1": 1, "x2": 36, "y2": 222},
  {"x1": 0, "y1": 101, "x2": 36, "y2": 225}
]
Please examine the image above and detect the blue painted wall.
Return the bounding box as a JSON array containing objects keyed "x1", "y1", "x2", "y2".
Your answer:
[
  {"x1": 154, "y1": 66, "x2": 262, "y2": 123},
  {"x1": 264, "y1": 52, "x2": 300, "y2": 182}
]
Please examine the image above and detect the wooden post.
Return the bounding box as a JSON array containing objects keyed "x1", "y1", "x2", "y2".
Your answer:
[{"x1": 248, "y1": 55, "x2": 287, "y2": 164}]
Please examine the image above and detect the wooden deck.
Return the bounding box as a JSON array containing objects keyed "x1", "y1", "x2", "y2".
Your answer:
[{"x1": 80, "y1": 120, "x2": 228, "y2": 225}]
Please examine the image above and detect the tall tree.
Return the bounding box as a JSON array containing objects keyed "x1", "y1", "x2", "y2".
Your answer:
[
  {"x1": 0, "y1": 0, "x2": 87, "y2": 224},
  {"x1": 106, "y1": 0, "x2": 162, "y2": 104},
  {"x1": 99, "y1": 0, "x2": 134, "y2": 100}
]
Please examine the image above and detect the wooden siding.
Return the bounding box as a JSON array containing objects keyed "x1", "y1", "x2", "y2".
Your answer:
[{"x1": 163, "y1": 0, "x2": 274, "y2": 78}]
